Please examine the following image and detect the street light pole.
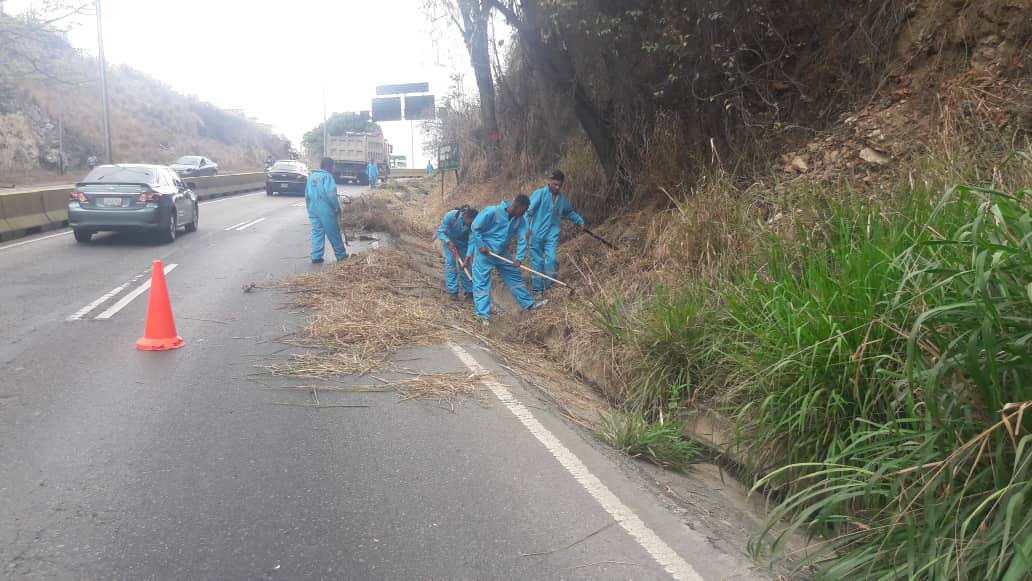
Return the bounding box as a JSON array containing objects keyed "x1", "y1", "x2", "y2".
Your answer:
[
  {"x1": 95, "y1": 0, "x2": 113, "y2": 164},
  {"x1": 322, "y1": 84, "x2": 328, "y2": 160}
]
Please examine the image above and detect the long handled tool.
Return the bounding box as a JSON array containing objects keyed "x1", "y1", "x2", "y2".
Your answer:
[
  {"x1": 448, "y1": 243, "x2": 472, "y2": 280},
  {"x1": 486, "y1": 250, "x2": 575, "y2": 296},
  {"x1": 582, "y1": 227, "x2": 619, "y2": 250}
]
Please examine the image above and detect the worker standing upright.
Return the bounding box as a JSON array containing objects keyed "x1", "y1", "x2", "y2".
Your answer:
[
  {"x1": 306, "y1": 157, "x2": 347, "y2": 264},
  {"x1": 525, "y1": 170, "x2": 585, "y2": 295}
]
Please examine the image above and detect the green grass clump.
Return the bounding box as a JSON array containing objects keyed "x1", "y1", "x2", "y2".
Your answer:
[
  {"x1": 592, "y1": 183, "x2": 1031, "y2": 578},
  {"x1": 596, "y1": 411, "x2": 701, "y2": 472}
]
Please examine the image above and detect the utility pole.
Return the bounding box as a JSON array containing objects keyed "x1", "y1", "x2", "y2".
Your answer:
[
  {"x1": 96, "y1": 0, "x2": 113, "y2": 164},
  {"x1": 322, "y1": 84, "x2": 328, "y2": 160}
]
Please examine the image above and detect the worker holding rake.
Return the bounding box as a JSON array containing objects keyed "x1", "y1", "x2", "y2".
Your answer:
[
  {"x1": 525, "y1": 169, "x2": 585, "y2": 295},
  {"x1": 470, "y1": 194, "x2": 547, "y2": 326},
  {"x1": 436, "y1": 205, "x2": 478, "y2": 301}
]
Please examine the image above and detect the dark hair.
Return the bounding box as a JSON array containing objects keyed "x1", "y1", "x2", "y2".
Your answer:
[
  {"x1": 549, "y1": 169, "x2": 565, "y2": 182},
  {"x1": 513, "y1": 194, "x2": 531, "y2": 207},
  {"x1": 463, "y1": 208, "x2": 479, "y2": 220},
  {"x1": 320, "y1": 157, "x2": 333, "y2": 171}
]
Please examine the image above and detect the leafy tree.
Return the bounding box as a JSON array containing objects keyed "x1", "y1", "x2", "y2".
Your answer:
[{"x1": 302, "y1": 112, "x2": 382, "y2": 158}]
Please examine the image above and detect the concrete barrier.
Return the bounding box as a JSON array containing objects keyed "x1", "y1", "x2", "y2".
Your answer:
[
  {"x1": 389, "y1": 168, "x2": 428, "y2": 179},
  {"x1": 40, "y1": 186, "x2": 74, "y2": 225},
  {"x1": 0, "y1": 190, "x2": 49, "y2": 239},
  {"x1": 0, "y1": 172, "x2": 266, "y2": 242},
  {"x1": 190, "y1": 172, "x2": 265, "y2": 200}
]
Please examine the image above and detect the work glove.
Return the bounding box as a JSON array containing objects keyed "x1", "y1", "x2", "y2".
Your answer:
[
  {"x1": 512, "y1": 260, "x2": 522, "y2": 268},
  {"x1": 463, "y1": 256, "x2": 471, "y2": 267},
  {"x1": 479, "y1": 246, "x2": 490, "y2": 255}
]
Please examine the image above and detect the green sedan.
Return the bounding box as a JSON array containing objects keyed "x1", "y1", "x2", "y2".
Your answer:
[{"x1": 68, "y1": 164, "x2": 199, "y2": 243}]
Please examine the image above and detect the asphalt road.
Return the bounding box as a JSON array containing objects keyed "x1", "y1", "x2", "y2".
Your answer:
[{"x1": 0, "y1": 186, "x2": 764, "y2": 580}]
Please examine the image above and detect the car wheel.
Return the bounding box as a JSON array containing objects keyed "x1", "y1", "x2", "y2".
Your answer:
[
  {"x1": 73, "y1": 229, "x2": 93, "y2": 243},
  {"x1": 185, "y1": 204, "x2": 198, "y2": 232},
  {"x1": 160, "y1": 213, "x2": 177, "y2": 243}
]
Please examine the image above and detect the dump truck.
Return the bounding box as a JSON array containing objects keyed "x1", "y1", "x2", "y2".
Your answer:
[{"x1": 325, "y1": 133, "x2": 391, "y2": 185}]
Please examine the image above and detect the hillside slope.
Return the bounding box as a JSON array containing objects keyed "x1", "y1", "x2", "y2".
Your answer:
[{"x1": 0, "y1": 13, "x2": 291, "y2": 185}]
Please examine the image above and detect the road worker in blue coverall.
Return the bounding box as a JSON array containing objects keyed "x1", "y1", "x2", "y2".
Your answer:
[
  {"x1": 437, "y1": 206, "x2": 478, "y2": 300},
  {"x1": 306, "y1": 157, "x2": 347, "y2": 264},
  {"x1": 469, "y1": 194, "x2": 546, "y2": 325},
  {"x1": 367, "y1": 161, "x2": 379, "y2": 189},
  {"x1": 525, "y1": 169, "x2": 585, "y2": 294}
]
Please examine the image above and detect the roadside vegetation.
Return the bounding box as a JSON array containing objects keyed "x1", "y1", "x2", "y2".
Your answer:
[{"x1": 420, "y1": 0, "x2": 1031, "y2": 577}]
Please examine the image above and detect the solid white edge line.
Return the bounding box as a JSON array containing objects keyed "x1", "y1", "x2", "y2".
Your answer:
[
  {"x1": 1, "y1": 191, "x2": 264, "y2": 252},
  {"x1": 234, "y1": 217, "x2": 266, "y2": 231},
  {"x1": 224, "y1": 220, "x2": 249, "y2": 231},
  {"x1": 200, "y1": 191, "x2": 263, "y2": 205},
  {"x1": 0, "y1": 230, "x2": 72, "y2": 251},
  {"x1": 447, "y1": 342, "x2": 703, "y2": 581},
  {"x1": 95, "y1": 263, "x2": 177, "y2": 320}
]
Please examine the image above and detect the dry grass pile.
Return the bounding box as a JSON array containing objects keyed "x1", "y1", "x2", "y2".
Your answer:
[
  {"x1": 271, "y1": 372, "x2": 488, "y2": 411},
  {"x1": 276, "y1": 249, "x2": 455, "y2": 375},
  {"x1": 343, "y1": 190, "x2": 436, "y2": 240}
]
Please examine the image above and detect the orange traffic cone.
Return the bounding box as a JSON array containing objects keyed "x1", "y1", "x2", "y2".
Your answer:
[{"x1": 136, "y1": 260, "x2": 185, "y2": 351}]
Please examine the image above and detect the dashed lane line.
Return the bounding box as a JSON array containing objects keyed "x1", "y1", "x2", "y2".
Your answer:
[{"x1": 94, "y1": 263, "x2": 178, "y2": 320}]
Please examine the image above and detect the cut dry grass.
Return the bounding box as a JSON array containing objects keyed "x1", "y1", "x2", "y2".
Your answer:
[
  {"x1": 276, "y1": 249, "x2": 457, "y2": 375},
  {"x1": 270, "y1": 372, "x2": 489, "y2": 411}
]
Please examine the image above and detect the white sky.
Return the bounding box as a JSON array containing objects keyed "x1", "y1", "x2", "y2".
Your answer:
[{"x1": 6, "y1": 0, "x2": 472, "y2": 166}]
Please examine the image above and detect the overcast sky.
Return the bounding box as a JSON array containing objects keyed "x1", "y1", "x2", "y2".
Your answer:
[{"x1": 6, "y1": 0, "x2": 473, "y2": 166}]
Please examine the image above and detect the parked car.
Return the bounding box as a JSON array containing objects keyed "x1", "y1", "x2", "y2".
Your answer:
[
  {"x1": 265, "y1": 160, "x2": 309, "y2": 196},
  {"x1": 68, "y1": 164, "x2": 199, "y2": 243},
  {"x1": 170, "y1": 155, "x2": 218, "y2": 177}
]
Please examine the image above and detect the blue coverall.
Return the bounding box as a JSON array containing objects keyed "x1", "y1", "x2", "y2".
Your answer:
[
  {"x1": 436, "y1": 209, "x2": 473, "y2": 295},
  {"x1": 526, "y1": 185, "x2": 584, "y2": 293},
  {"x1": 367, "y1": 162, "x2": 379, "y2": 188},
  {"x1": 469, "y1": 201, "x2": 536, "y2": 321},
  {"x1": 305, "y1": 169, "x2": 347, "y2": 262}
]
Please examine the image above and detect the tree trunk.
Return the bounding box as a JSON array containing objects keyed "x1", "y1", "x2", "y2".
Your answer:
[
  {"x1": 491, "y1": 0, "x2": 624, "y2": 189},
  {"x1": 459, "y1": 1, "x2": 500, "y2": 164}
]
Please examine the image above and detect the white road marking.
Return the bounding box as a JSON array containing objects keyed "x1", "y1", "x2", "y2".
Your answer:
[
  {"x1": 293, "y1": 202, "x2": 305, "y2": 207},
  {"x1": 0, "y1": 230, "x2": 71, "y2": 251},
  {"x1": 224, "y1": 220, "x2": 249, "y2": 231},
  {"x1": 67, "y1": 269, "x2": 149, "y2": 321},
  {"x1": 447, "y1": 342, "x2": 704, "y2": 581},
  {"x1": 95, "y1": 263, "x2": 178, "y2": 320},
  {"x1": 233, "y1": 217, "x2": 266, "y2": 231},
  {"x1": 199, "y1": 191, "x2": 263, "y2": 205},
  {"x1": 0, "y1": 192, "x2": 263, "y2": 252}
]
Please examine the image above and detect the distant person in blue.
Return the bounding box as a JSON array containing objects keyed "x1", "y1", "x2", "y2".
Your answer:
[
  {"x1": 525, "y1": 170, "x2": 584, "y2": 295},
  {"x1": 426, "y1": 161, "x2": 434, "y2": 175},
  {"x1": 436, "y1": 205, "x2": 478, "y2": 301},
  {"x1": 367, "y1": 161, "x2": 379, "y2": 189},
  {"x1": 470, "y1": 194, "x2": 546, "y2": 325},
  {"x1": 306, "y1": 157, "x2": 347, "y2": 264}
]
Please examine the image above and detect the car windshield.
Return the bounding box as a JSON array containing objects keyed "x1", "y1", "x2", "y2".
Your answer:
[
  {"x1": 174, "y1": 156, "x2": 201, "y2": 166},
  {"x1": 271, "y1": 162, "x2": 303, "y2": 172},
  {"x1": 82, "y1": 165, "x2": 158, "y2": 184}
]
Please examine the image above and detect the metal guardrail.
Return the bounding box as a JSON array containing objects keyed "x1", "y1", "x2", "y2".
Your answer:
[{"x1": 0, "y1": 172, "x2": 265, "y2": 242}]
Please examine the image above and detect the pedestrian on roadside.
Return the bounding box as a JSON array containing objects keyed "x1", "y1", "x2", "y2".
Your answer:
[
  {"x1": 306, "y1": 157, "x2": 347, "y2": 264},
  {"x1": 525, "y1": 169, "x2": 584, "y2": 295},
  {"x1": 426, "y1": 161, "x2": 434, "y2": 175},
  {"x1": 367, "y1": 160, "x2": 379, "y2": 189},
  {"x1": 470, "y1": 194, "x2": 546, "y2": 326},
  {"x1": 436, "y1": 205, "x2": 478, "y2": 301}
]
